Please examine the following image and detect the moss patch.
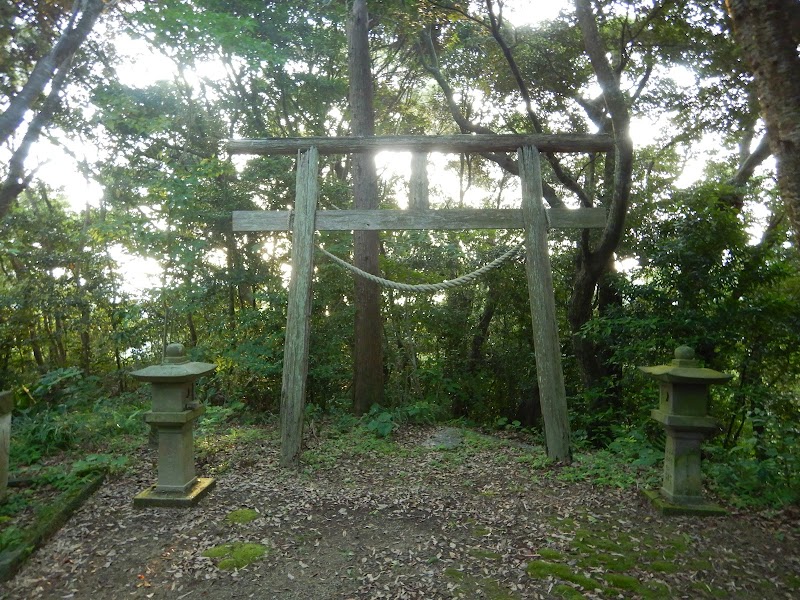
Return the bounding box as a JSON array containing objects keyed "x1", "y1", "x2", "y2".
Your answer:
[
  {"x1": 202, "y1": 542, "x2": 267, "y2": 570},
  {"x1": 650, "y1": 560, "x2": 680, "y2": 573},
  {"x1": 0, "y1": 470, "x2": 106, "y2": 583},
  {"x1": 225, "y1": 508, "x2": 260, "y2": 524},
  {"x1": 444, "y1": 567, "x2": 466, "y2": 581},
  {"x1": 468, "y1": 548, "x2": 502, "y2": 560},
  {"x1": 577, "y1": 551, "x2": 635, "y2": 572},
  {"x1": 528, "y1": 517, "x2": 748, "y2": 598},
  {"x1": 690, "y1": 581, "x2": 729, "y2": 598},
  {"x1": 444, "y1": 568, "x2": 518, "y2": 599},
  {"x1": 603, "y1": 572, "x2": 640, "y2": 590},
  {"x1": 687, "y1": 558, "x2": 712, "y2": 571},
  {"x1": 537, "y1": 547, "x2": 562, "y2": 560},
  {"x1": 552, "y1": 583, "x2": 585, "y2": 599},
  {"x1": 526, "y1": 560, "x2": 601, "y2": 591}
]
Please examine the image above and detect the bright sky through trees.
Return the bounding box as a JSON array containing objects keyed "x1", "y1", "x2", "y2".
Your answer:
[
  {"x1": 33, "y1": 0, "x2": 728, "y2": 221},
  {"x1": 24, "y1": 0, "x2": 770, "y2": 278},
  {"x1": 31, "y1": 0, "x2": 570, "y2": 214}
]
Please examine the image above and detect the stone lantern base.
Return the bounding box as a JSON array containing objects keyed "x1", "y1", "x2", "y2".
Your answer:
[
  {"x1": 642, "y1": 489, "x2": 726, "y2": 517},
  {"x1": 133, "y1": 477, "x2": 216, "y2": 508}
]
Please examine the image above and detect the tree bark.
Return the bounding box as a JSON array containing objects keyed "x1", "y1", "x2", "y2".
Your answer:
[
  {"x1": 725, "y1": 0, "x2": 800, "y2": 246},
  {"x1": 569, "y1": 0, "x2": 634, "y2": 394},
  {"x1": 348, "y1": 0, "x2": 384, "y2": 415},
  {"x1": 0, "y1": 0, "x2": 104, "y2": 145},
  {"x1": 0, "y1": 0, "x2": 105, "y2": 220}
]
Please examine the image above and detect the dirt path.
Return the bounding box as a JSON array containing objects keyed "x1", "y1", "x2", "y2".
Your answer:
[{"x1": 1, "y1": 426, "x2": 798, "y2": 599}]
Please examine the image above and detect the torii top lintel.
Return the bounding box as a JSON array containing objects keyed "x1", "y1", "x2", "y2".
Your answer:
[{"x1": 226, "y1": 134, "x2": 613, "y2": 156}]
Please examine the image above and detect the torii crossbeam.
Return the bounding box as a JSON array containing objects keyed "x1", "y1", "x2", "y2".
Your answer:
[{"x1": 229, "y1": 134, "x2": 610, "y2": 466}]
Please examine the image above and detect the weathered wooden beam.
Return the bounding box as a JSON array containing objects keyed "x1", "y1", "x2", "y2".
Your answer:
[
  {"x1": 226, "y1": 134, "x2": 613, "y2": 155},
  {"x1": 409, "y1": 152, "x2": 429, "y2": 210},
  {"x1": 233, "y1": 207, "x2": 606, "y2": 232},
  {"x1": 520, "y1": 146, "x2": 572, "y2": 462},
  {"x1": 279, "y1": 148, "x2": 319, "y2": 469}
]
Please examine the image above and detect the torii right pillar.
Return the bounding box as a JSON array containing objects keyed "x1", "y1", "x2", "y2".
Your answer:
[{"x1": 640, "y1": 345, "x2": 732, "y2": 516}]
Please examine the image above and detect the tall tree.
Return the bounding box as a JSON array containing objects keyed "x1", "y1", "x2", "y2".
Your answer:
[
  {"x1": 348, "y1": 0, "x2": 384, "y2": 415},
  {"x1": 0, "y1": 0, "x2": 106, "y2": 220},
  {"x1": 570, "y1": 0, "x2": 634, "y2": 391},
  {"x1": 725, "y1": 0, "x2": 800, "y2": 247},
  {"x1": 416, "y1": 0, "x2": 635, "y2": 405}
]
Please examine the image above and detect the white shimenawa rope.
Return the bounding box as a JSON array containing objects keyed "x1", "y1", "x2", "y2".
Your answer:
[{"x1": 318, "y1": 243, "x2": 523, "y2": 293}]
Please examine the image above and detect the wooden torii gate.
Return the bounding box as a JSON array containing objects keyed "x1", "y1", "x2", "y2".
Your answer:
[{"x1": 228, "y1": 134, "x2": 612, "y2": 467}]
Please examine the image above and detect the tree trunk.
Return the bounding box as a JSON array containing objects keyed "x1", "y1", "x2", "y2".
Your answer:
[
  {"x1": 569, "y1": 0, "x2": 634, "y2": 394},
  {"x1": 29, "y1": 326, "x2": 45, "y2": 370},
  {"x1": 53, "y1": 312, "x2": 67, "y2": 367},
  {"x1": 348, "y1": 0, "x2": 384, "y2": 415},
  {"x1": 73, "y1": 264, "x2": 92, "y2": 374},
  {"x1": 468, "y1": 282, "x2": 500, "y2": 373},
  {"x1": 725, "y1": 0, "x2": 800, "y2": 247}
]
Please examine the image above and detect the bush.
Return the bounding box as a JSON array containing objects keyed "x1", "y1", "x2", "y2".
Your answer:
[
  {"x1": 705, "y1": 421, "x2": 800, "y2": 508},
  {"x1": 10, "y1": 390, "x2": 149, "y2": 465}
]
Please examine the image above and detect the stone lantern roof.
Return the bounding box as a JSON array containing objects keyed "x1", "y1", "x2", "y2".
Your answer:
[
  {"x1": 131, "y1": 343, "x2": 216, "y2": 383},
  {"x1": 639, "y1": 346, "x2": 733, "y2": 384}
]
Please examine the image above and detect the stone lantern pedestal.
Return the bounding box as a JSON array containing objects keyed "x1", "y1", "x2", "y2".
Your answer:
[
  {"x1": 640, "y1": 346, "x2": 731, "y2": 516},
  {"x1": 0, "y1": 390, "x2": 11, "y2": 501},
  {"x1": 131, "y1": 344, "x2": 216, "y2": 508}
]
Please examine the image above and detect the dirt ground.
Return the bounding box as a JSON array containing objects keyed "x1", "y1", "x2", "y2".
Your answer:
[{"x1": 1, "y1": 425, "x2": 798, "y2": 599}]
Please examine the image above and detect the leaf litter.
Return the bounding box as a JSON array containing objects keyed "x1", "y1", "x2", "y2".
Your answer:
[{"x1": 1, "y1": 424, "x2": 798, "y2": 599}]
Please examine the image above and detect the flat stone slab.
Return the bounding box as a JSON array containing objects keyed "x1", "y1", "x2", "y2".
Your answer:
[
  {"x1": 421, "y1": 427, "x2": 463, "y2": 450},
  {"x1": 134, "y1": 477, "x2": 216, "y2": 508}
]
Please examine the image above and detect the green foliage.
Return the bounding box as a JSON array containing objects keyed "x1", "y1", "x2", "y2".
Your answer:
[
  {"x1": 0, "y1": 461, "x2": 109, "y2": 554},
  {"x1": 556, "y1": 450, "x2": 659, "y2": 490},
  {"x1": 363, "y1": 401, "x2": 446, "y2": 439},
  {"x1": 301, "y1": 418, "x2": 404, "y2": 470},
  {"x1": 10, "y1": 386, "x2": 148, "y2": 466},
  {"x1": 556, "y1": 427, "x2": 662, "y2": 489},
  {"x1": 607, "y1": 427, "x2": 663, "y2": 468},
  {"x1": 494, "y1": 417, "x2": 523, "y2": 432},
  {"x1": 365, "y1": 406, "x2": 395, "y2": 438},
  {"x1": 2, "y1": 0, "x2": 797, "y2": 518},
  {"x1": 0, "y1": 524, "x2": 26, "y2": 554},
  {"x1": 705, "y1": 420, "x2": 800, "y2": 508},
  {"x1": 71, "y1": 454, "x2": 129, "y2": 476},
  {"x1": 197, "y1": 400, "x2": 247, "y2": 435},
  {"x1": 30, "y1": 367, "x2": 84, "y2": 405},
  {"x1": 581, "y1": 182, "x2": 799, "y2": 503}
]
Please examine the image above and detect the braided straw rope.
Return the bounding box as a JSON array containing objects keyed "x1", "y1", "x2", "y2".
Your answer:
[{"x1": 318, "y1": 243, "x2": 523, "y2": 293}]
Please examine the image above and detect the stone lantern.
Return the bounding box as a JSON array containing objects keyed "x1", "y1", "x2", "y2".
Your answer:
[
  {"x1": 131, "y1": 343, "x2": 216, "y2": 507},
  {"x1": 640, "y1": 345, "x2": 732, "y2": 515}
]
